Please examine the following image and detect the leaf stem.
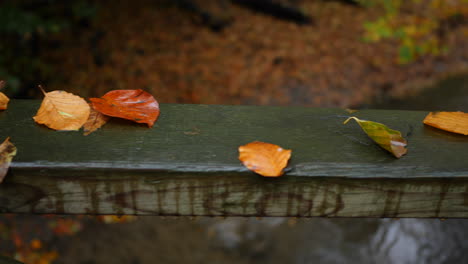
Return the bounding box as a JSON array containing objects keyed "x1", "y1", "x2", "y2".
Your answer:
[
  {"x1": 343, "y1": 116, "x2": 360, "y2": 125},
  {"x1": 38, "y1": 85, "x2": 47, "y2": 96}
]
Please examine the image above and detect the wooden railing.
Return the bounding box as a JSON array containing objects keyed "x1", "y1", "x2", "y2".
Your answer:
[{"x1": 1, "y1": 100, "x2": 468, "y2": 218}]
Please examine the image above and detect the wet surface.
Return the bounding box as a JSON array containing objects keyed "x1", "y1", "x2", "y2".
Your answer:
[
  {"x1": 52, "y1": 74, "x2": 468, "y2": 264},
  {"x1": 1, "y1": 75, "x2": 466, "y2": 263},
  {"x1": 53, "y1": 216, "x2": 468, "y2": 264},
  {"x1": 370, "y1": 74, "x2": 468, "y2": 112}
]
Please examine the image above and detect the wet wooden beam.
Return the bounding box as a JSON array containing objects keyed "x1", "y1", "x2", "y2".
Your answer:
[
  {"x1": 0, "y1": 255, "x2": 23, "y2": 264},
  {"x1": 1, "y1": 100, "x2": 468, "y2": 218}
]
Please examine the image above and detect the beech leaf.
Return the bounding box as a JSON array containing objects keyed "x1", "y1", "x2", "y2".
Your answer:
[
  {"x1": 0, "y1": 137, "x2": 17, "y2": 183},
  {"x1": 89, "y1": 89, "x2": 160, "y2": 127},
  {"x1": 33, "y1": 86, "x2": 90, "y2": 131},
  {"x1": 423, "y1": 111, "x2": 468, "y2": 135},
  {"x1": 238, "y1": 141, "x2": 292, "y2": 177},
  {"x1": 344, "y1": 117, "x2": 407, "y2": 158},
  {"x1": 0, "y1": 81, "x2": 9, "y2": 110},
  {"x1": 83, "y1": 104, "x2": 110, "y2": 136}
]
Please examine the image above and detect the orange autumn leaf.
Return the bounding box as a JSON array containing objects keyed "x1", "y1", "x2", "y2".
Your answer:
[
  {"x1": 0, "y1": 81, "x2": 9, "y2": 110},
  {"x1": 0, "y1": 137, "x2": 17, "y2": 183},
  {"x1": 423, "y1": 111, "x2": 468, "y2": 135},
  {"x1": 83, "y1": 104, "x2": 110, "y2": 136},
  {"x1": 51, "y1": 218, "x2": 82, "y2": 235},
  {"x1": 30, "y1": 239, "x2": 42, "y2": 250},
  {"x1": 97, "y1": 215, "x2": 137, "y2": 224},
  {"x1": 90, "y1": 89, "x2": 160, "y2": 127},
  {"x1": 238, "y1": 141, "x2": 292, "y2": 177},
  {"x1": 33, "y1": 86, "x2": 90, "y2": 131}
]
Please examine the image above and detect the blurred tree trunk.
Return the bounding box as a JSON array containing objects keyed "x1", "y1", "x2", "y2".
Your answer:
[
  {"x1": 232, "y1": 0, "x2": 311, "y2": 25},
  {"x1": 175, "y1": 0, "x2": 312, "y2": 31}
]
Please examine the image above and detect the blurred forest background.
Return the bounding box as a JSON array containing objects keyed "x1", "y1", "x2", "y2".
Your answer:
[
  {"x1": 1, "y1": 0, "x2": 467, "y2": 105},
  {"x1": 1, "y1": 0, "x2": 468, "y2": 263}
]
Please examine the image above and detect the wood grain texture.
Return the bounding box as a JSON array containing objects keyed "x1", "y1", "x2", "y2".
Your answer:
[{"x1": 1, "y1": 100, "x2": 468, "y2": 217}]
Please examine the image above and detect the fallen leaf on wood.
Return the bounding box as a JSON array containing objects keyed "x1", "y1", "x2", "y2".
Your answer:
[
  {"x1": 423, "y1": 111, "x2": 468, "y2": 135},
  {"x1": 0, "y1": 81, "x2": 9, "y2": 110},
  {"x1": 33, "y1": 86, "x2": 90, "y2": 130},
  {"x1": 238, "y1": 141, "x2": 292, "y2": 177},
  {"x1": 344, "y1": 117, "x2": 407, "y2": 158},
  {"x1": 0, "y1": 137, "x2": 17, "y2": 183},
  {"x1": 90, "y1": 89, "x2": 160, "y2": 127},
  {"x1": 83, "y1": 104, "x2": 110, "y2": 136}
]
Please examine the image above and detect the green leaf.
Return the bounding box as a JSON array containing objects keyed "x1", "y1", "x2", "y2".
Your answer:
[
  {"x1": 344, "y1": 117, "x2": 407, "y2": 158},
  {"x1": 398, "y1": 45, "x2": 413, "y2": 64},
  {"x1": 394, "y1": 28, "x2": 406, "y2": 39}
]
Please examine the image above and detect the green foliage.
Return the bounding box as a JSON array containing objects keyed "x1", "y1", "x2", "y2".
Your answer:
[
  {"x1": 0, "y1": 1, "x2": 97, "y2": 97},
  {"x1": 0, "y1": 6, "x2": 62, "y2": 35},
  {"x1": 359, "y1": 0, "x2": 466, "y2": 64}
]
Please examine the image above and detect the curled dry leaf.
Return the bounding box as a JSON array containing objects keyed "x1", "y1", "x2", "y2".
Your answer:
[
  {"x1": 0, "y1": 81, "x2": 9, "y2": 110},
  {"x1": 90, "y1": 89, "x2": 160, "y2": 127},
  {"x1": 344, "y1": 117, "x2": 407, "y2": 158},
  {"x1": 0, "y1": 137, "x2": 17, "y2": 183},
  {"x1": 83, "y1": 104, "x2": 110, "y2": 136},
  {"x1": 238, "y1": 141, "x2": 292, "y2": 177},
  {"x1": 423, "y1": 111, "x2": 468, "y2": 135},
  {"x1": 33, "y1": 87, "x2": 90, "y2": 130}
]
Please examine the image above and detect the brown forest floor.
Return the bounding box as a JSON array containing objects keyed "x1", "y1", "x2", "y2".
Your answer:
[{"x1": 41, "y1": 0, "x2": 468, "y2": 107}]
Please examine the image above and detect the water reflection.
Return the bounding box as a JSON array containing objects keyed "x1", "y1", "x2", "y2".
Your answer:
[
  {"x1": 368, "y1": 219, "x2": 468, "y2": 264},
  {"x1": 45, "y1": 215, "x2": 468, "y2": 263},
  {"x1": 204, "y1": 218, "x2": 468, "y2": 264}
]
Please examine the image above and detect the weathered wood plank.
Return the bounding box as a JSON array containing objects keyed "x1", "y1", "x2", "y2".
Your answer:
[{"x1": 1, "y1": 100, "x2": 468, "y2": 217}]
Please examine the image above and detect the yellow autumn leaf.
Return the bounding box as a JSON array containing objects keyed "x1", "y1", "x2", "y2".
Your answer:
[
  {"x1": 33, "y1": 86, "x2": 90, "y2": 131},
  {"x1": 344, "y1": 117, "x2": 407, "y2": 158}
]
